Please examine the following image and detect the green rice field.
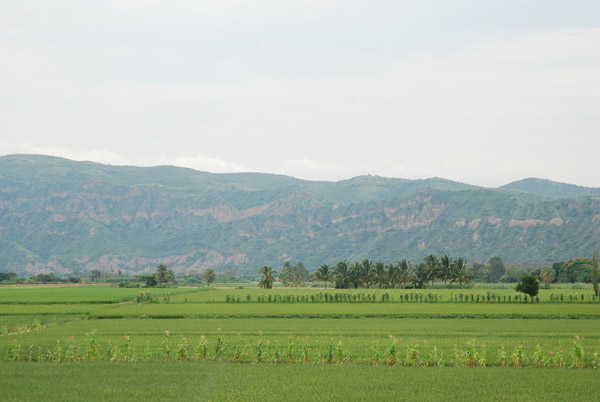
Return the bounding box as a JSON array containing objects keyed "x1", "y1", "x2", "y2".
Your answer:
[{"x1": 1, "y1": 285, "x2": 599, "y2": 401}]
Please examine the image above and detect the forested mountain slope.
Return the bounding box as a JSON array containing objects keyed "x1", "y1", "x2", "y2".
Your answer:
[{"x1": 0, "y1": 154, "x2": 598, "y2": 275}]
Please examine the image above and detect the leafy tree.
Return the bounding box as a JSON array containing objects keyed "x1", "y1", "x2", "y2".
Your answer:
[
  {"x1": 90, "y1": 270, "x2": 103, "y2": 282},
  {"x1": 500, "y1": 265, "x2": 525, "y2": 283},
  {"x1": 540, "y1": 266, "x2": 555, "y2": 284},
  {"x1": 155, "y1": 264, "x2": 175, "y2": 284},
  {"x1": 279, "y1": 262, "x2": 293, "y2": 287},
  {"x1": 258, "y1": 265, "x2": 275, "y2": 289},
  {"x1": 488, "y1": 256, "x2": 506, "y2": 282},
  {"x1": 424, "y1": 255, "x2": 439, "y2": 288},
  {"x1": 134, "y1": 274, "x2": 157, "y2": 287},
  {"x1": 515, "y1": 273, "x2": 540, "y2": 303},
  {"x1": 450, "y1": 258, "x2": 472, "y2": 288},
  {"x1": 204, "y1": 268, "x2": 216, "y2": 287},
  {"x1": 0, "y1": 272, "x2": 18, "y2": 283},
  {"x1": 552, "y1": 261, "x2": 566, "y2": 283},
  {"x1": 313, "y1": 264, "x2": 333, "y2": 289},
  {"x1": 561, "y1": 258, "x2": 593, "y2": 283},
  {"x1": 30, "y1": 273, "x2": 63, "y2": 283},
  {"x1": 471, "y1": 262, "x2": 490, "y2": 282},
  {"x1": 593, "y1": 248, "x2": 599, "y2": 297},
  {"x1": 439, "y1": 254, "x2": 453, "y2": 288},
  {"x1": 290, "y1": 262, "x2": 309, "y2": 287}
]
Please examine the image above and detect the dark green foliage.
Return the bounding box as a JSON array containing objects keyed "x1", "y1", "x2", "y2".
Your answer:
[
  {"x1": 204, "y1": 268, "x2": 216, "y2": 287},
  {"x1": 154, "y1": 264, "x2": 175, "y2": 284},
  {"x1": 488, "y1": 256, "x2": 505, "y2": 282},
  {"x1": 558, "y1": 258, "x2": 593, "y2": 283},
  {"x1": 516, "y1": 274, "x2": 540, "y2": 303},
  {"x1": 0, "y1": 272, "x2": 18, "y2": 283},
  {"x1": 258, "y1": 266, "x2": 275, "y2": 289}
]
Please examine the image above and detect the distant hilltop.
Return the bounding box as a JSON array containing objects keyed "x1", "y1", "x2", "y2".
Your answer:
[{"x1": 0, "y1": 154, "x2": 599, "y2": 275}]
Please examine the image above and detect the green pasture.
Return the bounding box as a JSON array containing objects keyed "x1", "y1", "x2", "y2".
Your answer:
[
  {"x1": 90, "y1": 301, "x2": 600, "y2": 319},
  {"x1": 0, "y1": 304, "x2": 118, "y2": 316},
  {"x1": 0, "y1": 286, "x2": 195, "y2": 304},
  {"x1": 0, "y1": 362, "x2": 598, "y2": 401}
]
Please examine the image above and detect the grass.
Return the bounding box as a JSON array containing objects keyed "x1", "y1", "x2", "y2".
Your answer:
[
  {"x1": 90, "y1": 301, "x2": 600, "y2": 319},
  {"x1": 0, "y1": 304, "x2": 119, "y2": 316},
  {"x1": 0, "y1": 362, "x2": 598, "y2": 401},
  {"x1": 0, "y1": 286, "x2": 196, "y2": 304},
  {"x1": 1, "y1": 286, "x2": 599, "y2": 400}
]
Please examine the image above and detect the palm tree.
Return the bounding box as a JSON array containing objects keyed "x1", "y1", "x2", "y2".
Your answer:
[
  {"x1": 386, "y1": 263, "x2": 400, "y2": 289},
  {"x1": 424, "y1": 255, "x2": 440, "y2": 288},
  {"x1": 398, "y1": 259, "x2": 412, "y2": 288},
  {"x1": 204, "y1": 268, "x2": 216, "y2": 287},
  {"x1": 412, "y1": 263, "x2": 428, "y2": 289},
  {"x1": 258, "y1": 265, "x2": 275, "y2": 289},
  {"x1": 450, "y1": 258, "x2": 473, "y2": 288},
  {"x1": 349, "y1": 262, "x2": 362, "y2": 289},
  {"x1": 439, "y1": 255, "x2": 453, "y2": 288},
  {"x1": 313, "y1": 264, "x2": 333, "y2": 289},
  {"x1": 359, "y1": 259, "x2": 375, "y2": 289},
  {"x1": 155, "y1": 264, "x2": 175, "y2": 284},
  {"x1": 279, "y1": 261, "x2": 293, "y2": 287},
  {"x1": 334, "y1": 260, "x2": 350, "y2": 289},
  {"x1": 374, "y1": 262, "x2": 387, "y2": 288}
]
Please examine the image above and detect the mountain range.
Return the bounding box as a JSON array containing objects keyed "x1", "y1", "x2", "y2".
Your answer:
[{"x1": 0, "y1": 154, "x2": 599, "y2": 276}]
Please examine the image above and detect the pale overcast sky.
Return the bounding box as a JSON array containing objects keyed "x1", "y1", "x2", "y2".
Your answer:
[{"x1": 1, "y1": 1, "x2": 599, "y2": 187}]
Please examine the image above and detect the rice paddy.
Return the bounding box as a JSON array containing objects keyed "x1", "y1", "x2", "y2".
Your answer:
[{"x1": 1, "y1": 285, "x2": 598, "y2": 400}]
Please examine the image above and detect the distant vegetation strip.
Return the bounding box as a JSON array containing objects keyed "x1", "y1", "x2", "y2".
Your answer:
[
  {"x1": 89, "y1": 302, "x2": 600, "y2": 319},
  {"x1": 3, "y1": 331, "x2": 598, "y2": 368}
]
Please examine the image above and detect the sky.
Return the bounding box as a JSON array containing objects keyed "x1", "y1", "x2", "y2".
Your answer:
[{"x1": 1, "y1": 1, "x2": 599, "y2": 187}]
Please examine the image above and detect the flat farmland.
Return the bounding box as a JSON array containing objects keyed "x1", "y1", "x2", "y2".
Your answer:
[
  {"x1": 1, "y1": 285, "x2": 599, "y2": 401},
  {"x1": 0, "y1": 286, "x2": 195, "y2": 304},
  {"x1": 91, "y1": 301, "x2": 600, "y2": 319},
  {"x1": 1, "y1": 363, "x2": 599, "y2": 401}
]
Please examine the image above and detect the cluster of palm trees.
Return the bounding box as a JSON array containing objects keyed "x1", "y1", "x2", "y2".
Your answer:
[
  {"x1": 258, "y1": 255, "x2": 474, "y2": 289},
  {"x1": 318, "y1": 255, "x2": 473, "y2": 289}
]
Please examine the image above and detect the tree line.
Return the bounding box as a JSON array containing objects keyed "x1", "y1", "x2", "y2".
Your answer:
[
  {"x1": 258, "y1": 255, "x2": 474, "y2": 290},
  {"x1": 259, "y1": 250, "x2": 599, "y2": 295}
]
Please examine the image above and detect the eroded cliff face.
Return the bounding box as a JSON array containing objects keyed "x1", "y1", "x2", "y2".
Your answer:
[{"x1": 1, "y1": 156, "x2": 599, "y2": 275}]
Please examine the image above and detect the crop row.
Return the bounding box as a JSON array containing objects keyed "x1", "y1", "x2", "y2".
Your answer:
[
  {"x1": 88, "y1": 302, "x2": 600, "y2": 320},
  {"x1": 3, "y1": 331, "x2": 598, "y2": 369},
  {"x1": 222, "y1": 292, "x2": 600, "y2": 304}
]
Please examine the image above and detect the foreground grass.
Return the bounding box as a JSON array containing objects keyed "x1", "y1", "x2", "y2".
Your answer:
[{"x1": 0, "y1": 362, "x2": 598, "y2": 401}]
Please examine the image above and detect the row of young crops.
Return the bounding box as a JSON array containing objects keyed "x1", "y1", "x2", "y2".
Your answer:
[
  {"x1": 222, "y1": 291, "x2": 600, "y2": 304},
  {"x1": 3, "y1": 331, "x2": 597, "y2": 369}
]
